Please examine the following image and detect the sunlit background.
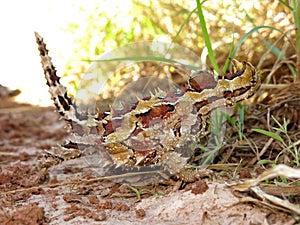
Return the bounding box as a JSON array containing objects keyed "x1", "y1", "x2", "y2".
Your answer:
[
  {"x1": 0, "y1": 0, "x2": 133, "y2": 105},
  {"x1": 1, "y1": 1, "x2": 71, "y2": 105},
  {"x1": 0, "y1": 0, "x2": 294, "y2": 106}
]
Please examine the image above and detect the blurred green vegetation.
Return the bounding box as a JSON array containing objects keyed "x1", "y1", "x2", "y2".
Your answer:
[{"x1": 63, "y1": 0, "x2": 297, "y2": 87}]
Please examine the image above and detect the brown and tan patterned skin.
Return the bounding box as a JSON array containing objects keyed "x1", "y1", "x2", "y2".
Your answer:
[{"x1": 35, "y1": 32, "x2": 259, "y2": 182}]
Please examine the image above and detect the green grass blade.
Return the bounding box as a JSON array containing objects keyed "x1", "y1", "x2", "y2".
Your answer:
[
  {"x1": 257, "y1": 159, "x2": 275, "y2": 165},
  {"x1": 86, "y1": 56, "x2": 201, "y2": 70},
  {"x1": 223, "y1": 112, "x2": 236, "y2": 127},
  {"x1": 222, "y1": 37, "x2": 235, "y2": 73},
  {"x1": 242, "y1": 6, "x2": 297, "y2": 76},
  {"x1": 163, "y1": 7, "x2": 197, "y2": 62},
  {"x1": 232, "y1": 25, "x2": 286, "y2": 57},
  {"x1": 262, "y1": 38, "x2": 296, "y2": 76},
  {"x1": 279, "y1": 0, "x2": 293, "y2": 10},
  {"x1": 292, "y1": 0, "x2": 300, "y2": 76},
  {"x1": 128, "y1": 186, "x2": 141, "y2": 200},
  {"x1": 195, "y1": 0, "x2": 219, "y2": 74},
  {"x1": 252, "y1": 128, "x2": 284, "y2": 143},
  {"x1": 172, "y1": 7, "x2": 197, "y2": 43},
  {"x1": 263, "y1": 39, "x2": 285, "y2": 60}
]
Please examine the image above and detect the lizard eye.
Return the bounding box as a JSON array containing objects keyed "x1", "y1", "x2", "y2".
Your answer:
[{"x1": 188, "y1": 70, "x2": 217, "y2": 92}]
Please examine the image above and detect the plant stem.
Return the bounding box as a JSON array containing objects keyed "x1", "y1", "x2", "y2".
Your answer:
[
  {"x1": 195, "y1": 0, "x2": 219, "y2": 74},
  {"x1": 293, "y1": 0, "x2": 300, "y2": 78}
]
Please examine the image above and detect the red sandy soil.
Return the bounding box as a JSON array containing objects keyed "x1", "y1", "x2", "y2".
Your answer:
[{"x1": 0, "y1": 99, "x2": 296, "y2": 225}]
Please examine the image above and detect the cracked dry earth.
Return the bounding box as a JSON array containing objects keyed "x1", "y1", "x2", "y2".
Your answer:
[{"x1": 0, "y1": 98, "x2": 297, "y2": 225}]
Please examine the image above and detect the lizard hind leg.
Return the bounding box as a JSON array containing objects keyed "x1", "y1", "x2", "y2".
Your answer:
[{"x1": 161, "y1": 151, "x2": 213, "y2": 183}]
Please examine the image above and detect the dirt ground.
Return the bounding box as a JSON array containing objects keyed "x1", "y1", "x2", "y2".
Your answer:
[{"x1": 0, "y1": 98, "x2": 298, "y2": 225}]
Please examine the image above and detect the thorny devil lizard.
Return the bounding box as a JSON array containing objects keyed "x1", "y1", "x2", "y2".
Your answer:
[{"x1": 35, "y1": 32, "x2": 260, "y2": 184}]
